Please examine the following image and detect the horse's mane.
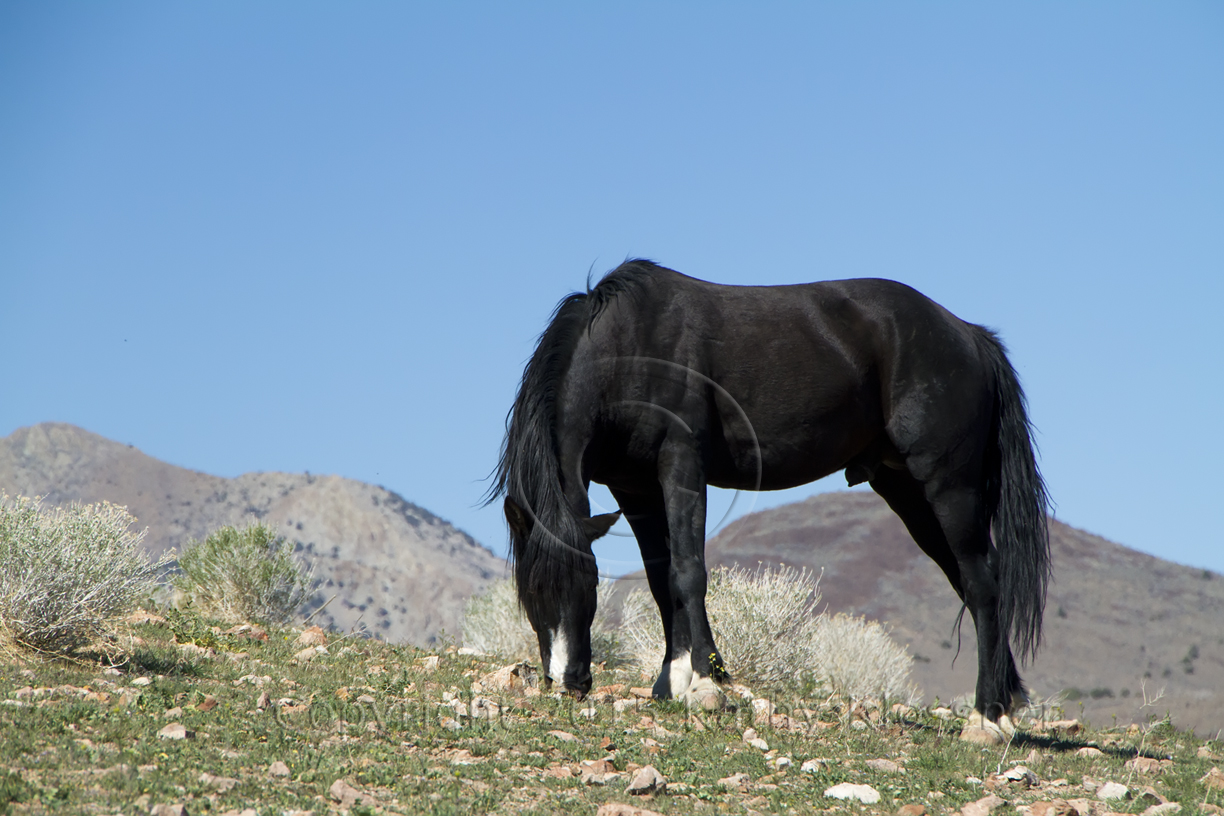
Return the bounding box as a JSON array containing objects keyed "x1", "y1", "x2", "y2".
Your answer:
[{"x1": 488, "y1": 260, "x2": 663, "y2": 614}]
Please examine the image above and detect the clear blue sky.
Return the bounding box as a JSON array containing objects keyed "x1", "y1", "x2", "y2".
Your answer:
[{"x1": 2, "y1": 3, "x2": 1221, "y2": 577}]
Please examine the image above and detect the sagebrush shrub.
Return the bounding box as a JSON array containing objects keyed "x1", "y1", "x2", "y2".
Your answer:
[
  {"x1": 0, "y1": 494, "x2": 166, "y2": 653},
  {"x1": 171, "y1": 522, "x2": 314, "y2": 625},
  {"x1": 461, "y1": 578, "x2": 628, "y2": 667},
  {"x1": 622, "y1": 564, "x2": 919, "y2": 702}
]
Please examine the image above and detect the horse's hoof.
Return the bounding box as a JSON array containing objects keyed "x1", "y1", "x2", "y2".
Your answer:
[
  {"x1": 682, "y1": 677, "x2": 725, "y2": 711},
  {"x1": 960, "y1": 711, "x2": 1007, "y2": 746},
  {"x1": 997, "y1": 714, "x2": 1017, "y2": 737}
]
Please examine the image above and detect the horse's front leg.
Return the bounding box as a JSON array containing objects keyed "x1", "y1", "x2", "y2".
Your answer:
[{"x1": 660, "y1": 445, "x2": 728, "y2": 709}]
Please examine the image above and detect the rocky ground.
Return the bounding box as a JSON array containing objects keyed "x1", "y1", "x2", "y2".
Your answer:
[{"x1": 2, "y1": 610, "x2": 1223, "y2": 815}]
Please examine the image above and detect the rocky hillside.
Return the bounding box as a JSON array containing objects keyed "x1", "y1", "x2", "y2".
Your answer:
[
  {"x1": 692, "y1": 492, "x2": 1224, "y2": 735},
  {"x1": 0, "y1": 423, "x2": 507, "y2": 646}
]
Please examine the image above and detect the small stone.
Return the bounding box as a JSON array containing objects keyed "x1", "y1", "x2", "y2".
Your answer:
[
  {"x1": 773, "y1": 756, "x2": 792, "y2": 770},
  {"x1": 1142, "y1": 804, "x2": 1182, "y2": 816},
  {"x1": 294, "y1": 626, "x2": 327, "y2": 647},
  {"x1": 1127, "y1": 757, "x2": 1171, "y2": 773},
  {"x1": 198, "y1": 772, "x2": 239, "y2": 793},
  {"x1": 292, "y1": 646, "x2": 325, "y2": 662},
  {"x1": 356, "y1": 694, "x2": 375, "y2": 705},
  {"x1": 578, "y1": 707, "x2": 598, "y2": 720},
  {"x1": 1203, "y1": 767, "x2": 1224, "y2": 791},
  {"x1": 196, "y1": 695, "x2": 218, "y2": 712},
  {"x1": 157, "y1": 723, "x2": 195, "y2": 741},
  {"x1": 256, "y1": 691, "x2": 270, "y2": 710},
  {"x1": 149, "y1": 805, "x2": 188, "y2": 816},
  {"x1": 596, "y1": 804, "x2": 666, "y2": 816},
  {"x1": 1004, "y1": 765, "x2": 1039, "y2": 786},
  {"x1": 1029, "y1": 801, "x2": 1076, "y2": 816},
  {"x1": 718, "y1": 772, "x2": 751, "y2": 789},
  {"x1": 960, "y1": 794, "x2": 1005, "y2": 816},
  {"x1": 132, "y1": 677, "x2": 153, "y2": 687},
  {"x1": 626, "y1": 765, "x2": 666, "y2": 795},
  {"x1": 547, "y1": 729, "x2": 579, "y2": 742},
  {"x1": 1076, "y1": 746, "x2": 1104, "y2": 757},
  {"x1": 629, "y1": 687, "x2": 653, "y2": 698},
  {"x1": 1048, "y1": 719, "x2": 1083, "y2": 735},
  {"x1": 163, "y1": 707, "x2": 183, "y2": 720},
  {"x1": 1097, "y1": 782, "x2": 1129, "y2": 800},
  {"x1": 269, "y1": 761, "x2": 290, "y2": 777},
  {"x1": 867, "y1": 758, "x2": 904, "y2": 773},
  {"x1": 439, "y1": 716, "x2": 461, "y2": 731},
  {"x1": 1198, "y1": 746, "x2": 1218, "y2": 759},
  {"x1": 824, "y1": 782, "x2": 881, "y2": 803},
  {"x1": 931, "y1": 706, "x2": 954, "y2": 718},
  {"x1": 801, "y1": 758, "x2": 827, "y2": 773},
  {"x1": 478, "y1": 662, "x2": 538, "y2": 692},
  {"x1": 896, "y1": 805, "x2": 926, "y2": 816},
  {"x1": 418, "y1": 655, "x2": 440, "y2": 672},
  {"x1": 328, "y1": 779, "x2": 371, "y2": 807},
  {"x1": 543, "y1": 765, "x2": 572, "y2": 779},
  {"x1": 747, "y1": 737, "x2": 770, "y2": 751}
]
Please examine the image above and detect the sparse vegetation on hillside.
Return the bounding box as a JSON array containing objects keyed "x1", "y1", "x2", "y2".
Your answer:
[
  {"x1": 171, "y1": 522, "x2": 315, "y2": 626},
  {"x1": 622, "y1": 565, "x2": 920, "y2": 703},
  {"x1": 0, "y1": 606, "x2": 1221, "y2": 815},
  {"x1": 0, "y1": 494, "x2": 167, "y2": 654}
]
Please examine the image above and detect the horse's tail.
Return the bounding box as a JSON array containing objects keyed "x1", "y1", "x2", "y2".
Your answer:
[
  {"x1": 487, "y1": 290, "x2": 597, "y2": 610},
  {"x1": 975, "y1": 326, "x2": 1051, "y2": 666}
]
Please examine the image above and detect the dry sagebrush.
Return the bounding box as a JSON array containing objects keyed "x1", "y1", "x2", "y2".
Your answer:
[
  {"x1": 0, "y1": 494, "x2": 167, "y2": 653},
  {"x1": 623, "y1": 564, "x2": 920, "y2": 703},
  {"x1": 462, "y1": 578, "x2": 629, "y2": 667},
  {"x1": 171, "y1": 522, "x2": 314, "y2": 625}
]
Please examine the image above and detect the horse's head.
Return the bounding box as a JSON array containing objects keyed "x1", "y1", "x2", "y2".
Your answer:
[{"x1": 504, "y1": 496, "x2": 619, "y2": 698}]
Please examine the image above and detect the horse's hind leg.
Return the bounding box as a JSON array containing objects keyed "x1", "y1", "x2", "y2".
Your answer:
[
  {"x1": 872, "y1": 466, "x2": 1023, "y2": 739},
  {"x1": 610, "y1": 486, "x2": 693, "y2": 698}
]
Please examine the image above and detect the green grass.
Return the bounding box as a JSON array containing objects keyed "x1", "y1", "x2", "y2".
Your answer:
[{"x1": 1, "y1": 612, "x2": 1221, "y2": 815}]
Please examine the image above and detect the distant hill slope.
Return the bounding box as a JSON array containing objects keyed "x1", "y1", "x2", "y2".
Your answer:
[
  {"x1": 691, "y1": 492, "x2": 1224, "y2": 734},
  {"x1": 0, "y1": 423, "x2": 507, "y2": 646}
]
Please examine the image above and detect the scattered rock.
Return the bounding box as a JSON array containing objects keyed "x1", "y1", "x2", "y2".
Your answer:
[
  {"x1": 595, "y1": 804, "x2": 665, "y2": 816},
  {"x1": 1097, "y1": 782, "x2": 1129, "y2": 801},
  {"x1": 157, "y1": 724, "x2": 195, "y2": 741},
  {"x1": 867, "y1": 758, "x2": 904, "y2": 773},
  {"x1": 198, "y1": 772, "x2": 239, "y2": 793},
  {"x1": 132, "y1": 677, "x2": 153, "y2": 687},
  {"x1": 1142, "y1": 804, "x2": 1182, "y2": 816},
  {"x1": 269, "y1": 761, "x2": 290, "y2": 778},
  {"x1": 1127, "y1": 757, "x2": 1172, "y2": 773},
  {"x1": 960, "y1": 794, "x2": 1005, "y2": 816},
  {"x1": 196, "y1": 695, "x2": 218, "y2": 712},
  {"x1": 163, "y1": 707, "x2": 183, "y2": 720},
  {"x1": 718, "y1": 772, "x2": 751, "y2": 790},
  {"x1": 292, "y1": 646, "x2": 326, "y2": 662},
  {"x1": 543, "y1": 765, "x2": 572, "y2": 779},
  {"x1": 547, "y1": 729, "x2": 579, "y2": 743},
  {"x1": 931, "y1": 706, "x2": 954, "y2": 719},
  {"x1": 772, "y1": 756, "x2": 793, "y2": 770},
  {"x1": 1029, "y1": 801, "x2": 1076, "y2": 816},
  {"x1": 477, "y1": 662, "x2": 539, "y2": 692},
  {"x1": 751, "y1": 698, "x2": 776, "y2": 725},
  {"x1": 418, "y1": 655, "x2": 440, "y2": 672},
  {"x1": 626, "y1": 765, "x2": 666, "y2": 795},
  {"x1": 1198, "y1": 746, "x2": 1218, "y2": 760},
  {"x1": 825, "y1": 783, "x2": 881, "y2": 804},
  {"x1": 747, "y1": 737, "x2": 770, "y2": 751},
  {"x1": 149, "y1": 805, "x2": 188, "y2": 816},
  {"x1": 629, "y1": 687, "x2": 653, "y2": 699},
  {"x1": 1202, "y1": 767, "x2": 1224, "y2": 791},
  {"x1": 1047, "y1": 719, "x2": 1083, "y2": 736},
  {"x1": 801, "y1": 758, "x2": 827, "y2": 773},
  {"x1": 178, "y1": 643, "x2": 215, "y2": 658},
  {"x1": 897, "y1": 805, "x2": 926, "y2": 816},
  {"x1": 1076, "y1": 747, "x2": 1104, "y2": 758},
  {"x1": 328, "y1": 779, "x2": 372, "y2": 807},
  {"x1": 1004, "y1": 765, "x2": 1039, "y2": 786},
  {"x1": 291, "y1": 625, "x2": 326, "y2": 647},
  {"x1": 256, "y1": 691, "x2": 270, "y2": 711}
]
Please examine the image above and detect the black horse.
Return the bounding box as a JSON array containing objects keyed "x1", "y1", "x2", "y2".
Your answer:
[{"x1": 491, "y1": 260, "x2": 1049, "y2": 742}]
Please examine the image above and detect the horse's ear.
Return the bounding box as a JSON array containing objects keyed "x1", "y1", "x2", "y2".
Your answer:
[
  {"x1": 582, "y1": 511, "x2": 621, "y2": 542},
  {"x1": 504, "y1": 497, "x2": 531, "y2": 539}
]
